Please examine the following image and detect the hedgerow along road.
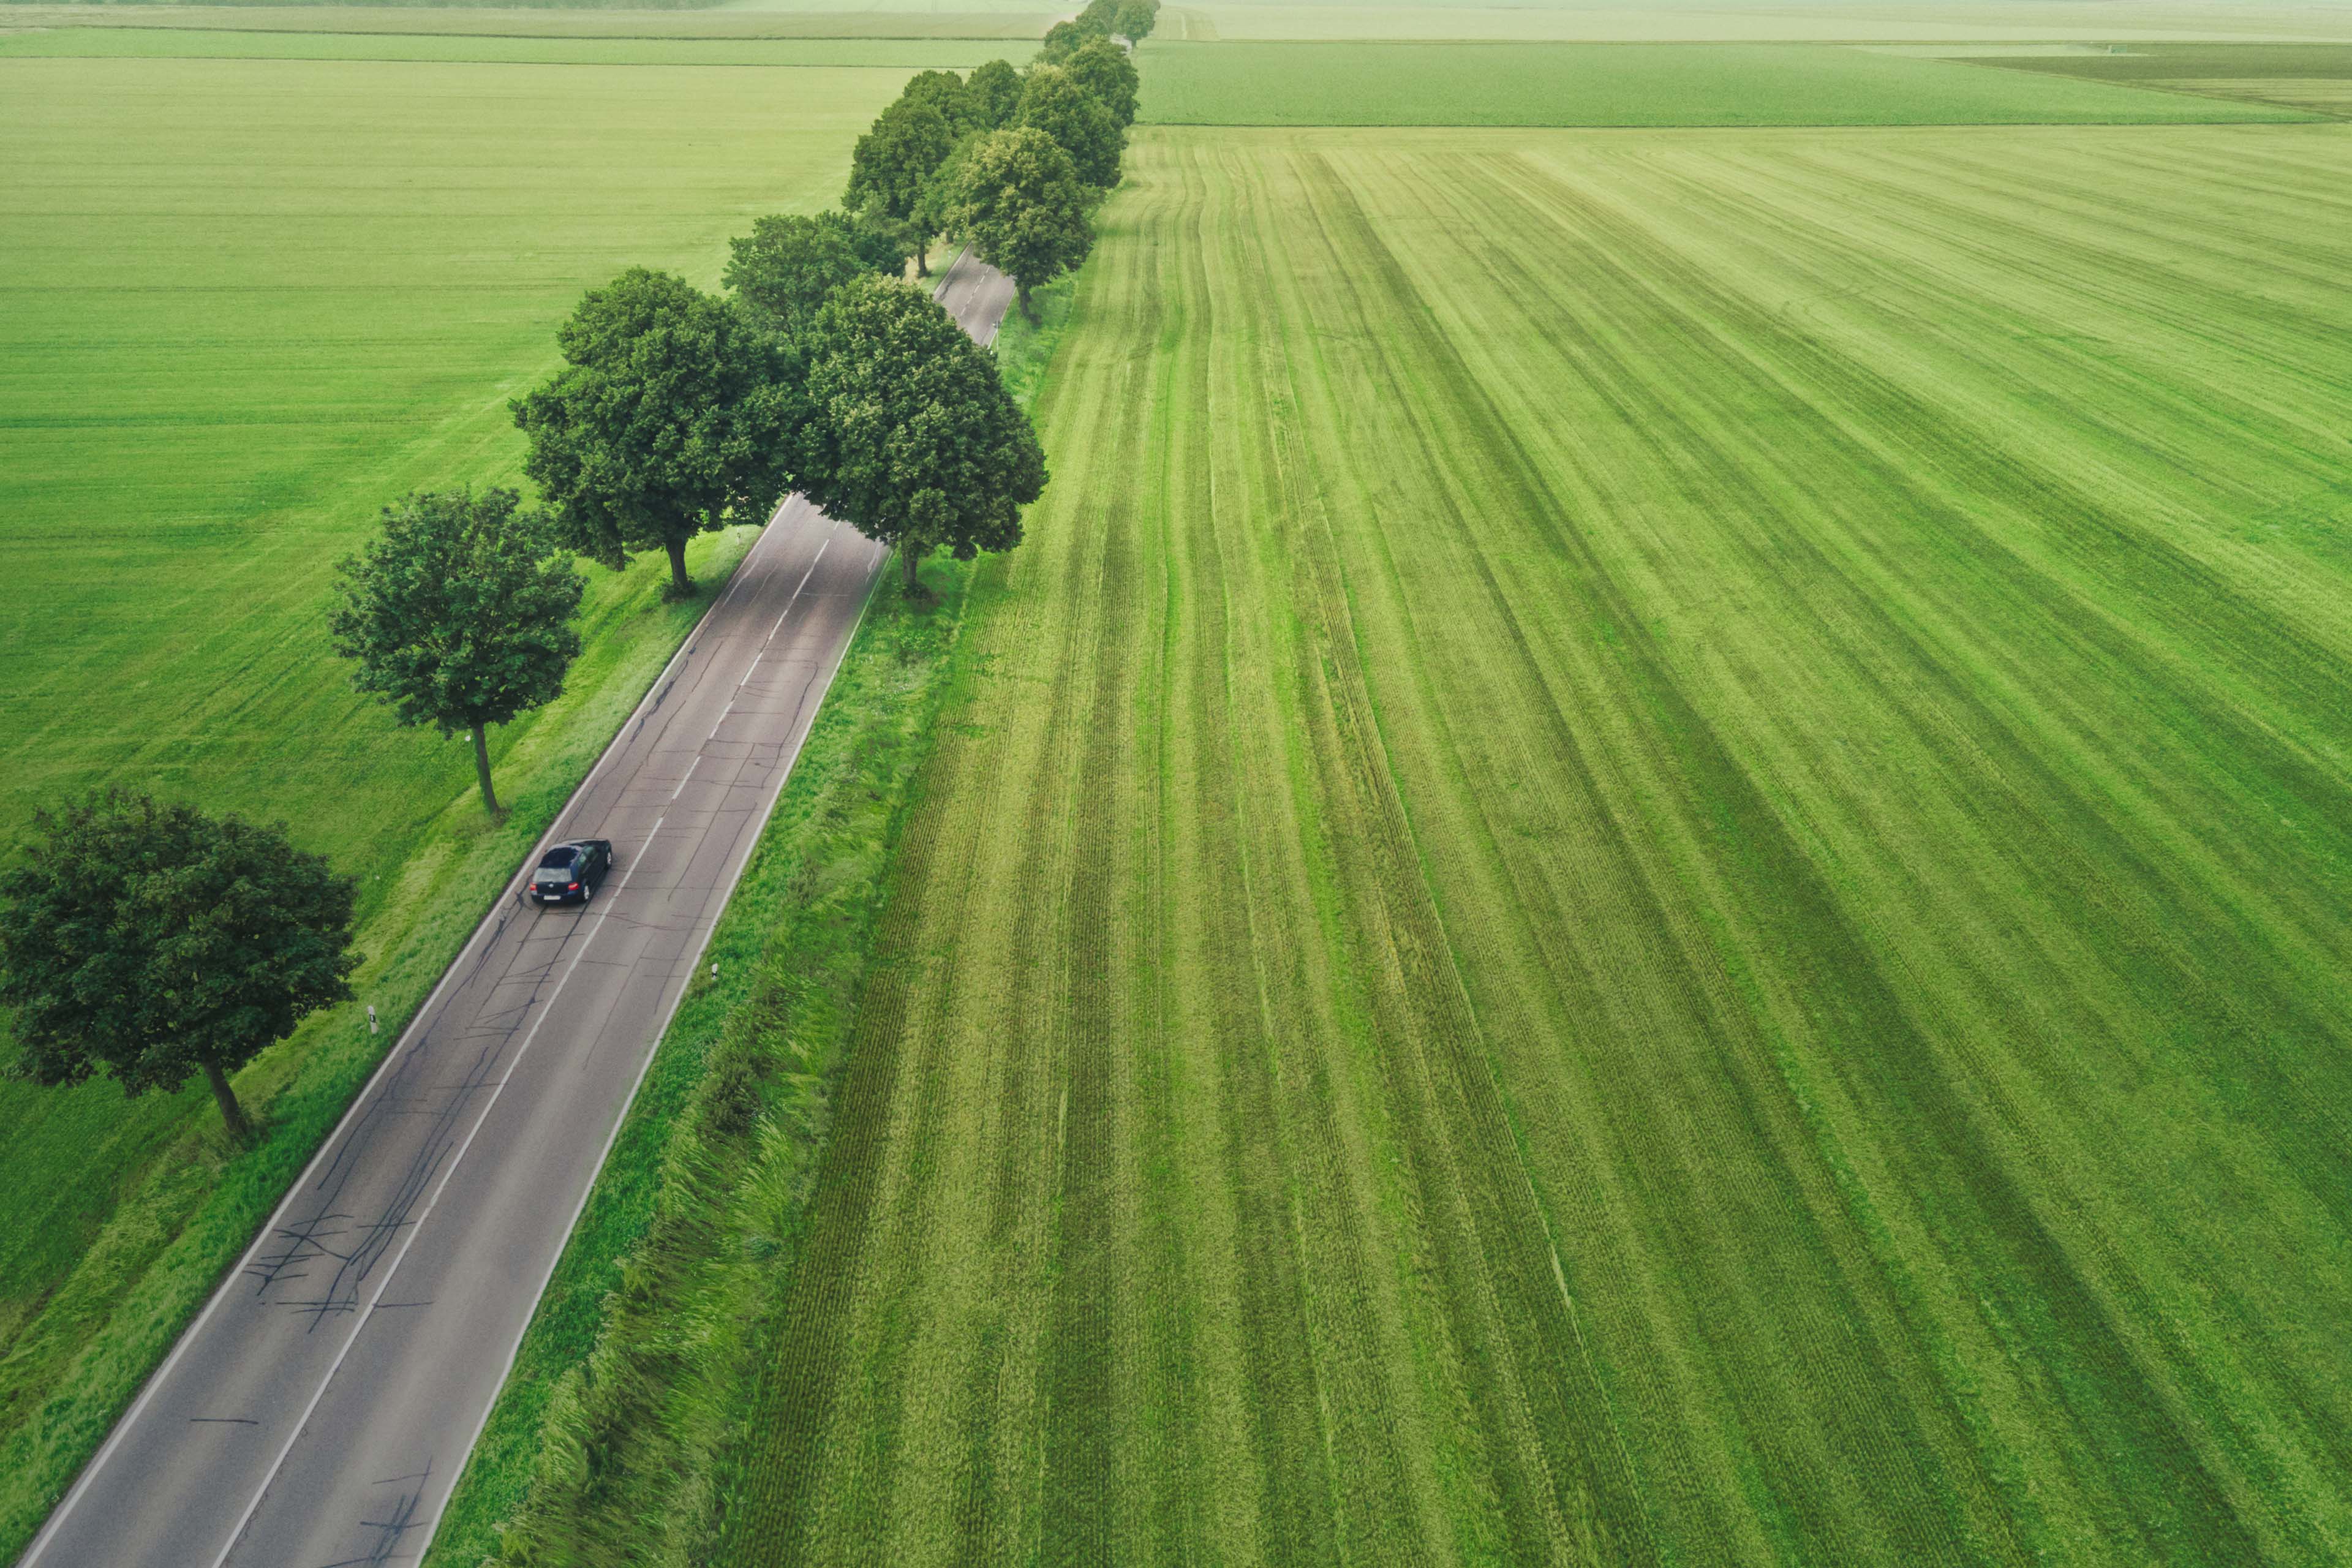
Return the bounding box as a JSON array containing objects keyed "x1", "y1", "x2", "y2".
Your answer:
[{"x1": 20, "y1": 251, "x2": 1017, "y2": 1568}]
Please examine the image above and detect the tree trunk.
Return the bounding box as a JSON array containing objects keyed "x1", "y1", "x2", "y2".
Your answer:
[
  {"x1": 1018, "y1": 282, "x2": 1038, "y2": 323},
  {"x1": 471, "y1": 723, "x2": 500, "y2": 814},
  {"x1": 202, "y1": 1060, "x2": 252, "y2": 1145},
  {"x1": 914, "y1": 235, "x2": 930, "y2": 279},
  {"x1": 901, "y1": 545, "x2": 922, "y2": 594},
  {"x1": 665, "y1": 536, "x2": 693, "y2": 597}
]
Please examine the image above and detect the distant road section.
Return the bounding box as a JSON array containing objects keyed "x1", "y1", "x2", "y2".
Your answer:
[{"x1": 21, "y1": 251, "x2": 1015, "y2": 1568}]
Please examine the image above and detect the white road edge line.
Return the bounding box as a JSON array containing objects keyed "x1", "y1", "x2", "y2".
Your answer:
[
  {"x1": 14, "y1": 488, "x2": 802, "y2": 1568},
  {"x1": 203, "y1": 819, "x2": 666, "y2": 1568}
]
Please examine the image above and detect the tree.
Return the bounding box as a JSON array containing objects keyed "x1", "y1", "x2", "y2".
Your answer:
[
  {"x1": 796, "y1": 276, "x2": 1046, "y2": 593},
  {"x1": 513, "y1": 268, "x2": 800, "y2": 600},
  {"x1": 1061, "y1": 35, "x2": 1140, "y2": 130},
  {"x1": 1036, "y1": 19, "x2": 1095, "y2": 64},
  {"x1": 954, "y1": 127, "x2": 1093, "y2": 320},
  {"x1": 845, "y1": 97, "x2": 955, "y2": 276},
  {"x1": 968, "y1": 58, "x2": 1023, "y2": 130},
  {"x1": 1115, "y1": 0, "x2": 1159, "y2": 39},
  {"x1": 0, "y1": 791, "x2": 359, "y2": 1145},
  {"x1": 1017, "y1": 65, "x2": 1124, "y2": 191},
  {"x1": 900, "y1": 68, "x2": 978, "y2": 135},
  {"x1": 725, "y1": 211, "x2": 871, "y2": 339},
  {"x1": 329, "y1": 488, "x2": 584, "y2": 814}
]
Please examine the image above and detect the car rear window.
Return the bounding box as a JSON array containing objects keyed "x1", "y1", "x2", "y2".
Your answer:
[{"x1": 538, "y1": 848, "x2": 578, "y2": 869}]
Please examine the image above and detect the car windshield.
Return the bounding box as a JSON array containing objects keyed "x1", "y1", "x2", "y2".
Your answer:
[{"x1": 538, "y1": 848, "x2": 578, "y2": 870}]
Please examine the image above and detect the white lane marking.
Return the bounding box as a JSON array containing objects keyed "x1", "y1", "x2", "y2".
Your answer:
[
  {"x1": 767, "y1": 537, "x2": 831, "y2": 642},
  {"x1": 203, "y1": 821, "x2": 664, "y2": 1568},
  {"x1": 668, "y1": 754, "x2": 702, "y2": 802}
]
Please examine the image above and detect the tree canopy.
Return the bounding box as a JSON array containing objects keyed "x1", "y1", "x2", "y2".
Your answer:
[
  {"x1": 1017, "y1": 65, "x2": 1125, "y2": 191},
  {"x1": 795, "y1": 275, "x2": 1046, "y2": 592},
  {"x1": 0, "y1": 791, "x2": 359, "y2": 1144},
  {"x1": 1036, "y1": 20, "x2": 1094, "y2": 64},
  {"x1": 513, "y1": 267, "x2": 799, "y2": 600},
  {"x1": 846, "y1": 97, "x2": 956, "y2": 274},
  {"x1": 328, "y1": 488, "x2": 584, "y2": 813},
  {"x1": 899, "y1": 68, "x2": 979, "y2": 135},
  {"x1": 1061, "y1": 35, "x2": 1140, "y2": 130},
  {"x1": 967, "y1": 58, "x2": 1023, "y2": 130},
  {"x1": 725, "y1": 211, "x2": 874, "y2": 339},
  {"x1": 1115, "y1": 0, "x2": 1160, "y2": 39},
  {"x1": 952, "y1": 126, "x2": 1094, "y2": 320}
]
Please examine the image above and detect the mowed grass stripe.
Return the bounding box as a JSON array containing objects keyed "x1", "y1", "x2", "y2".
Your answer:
[{"x1": 728, "y1": 126, "x2": 2352, "y2": 1564}]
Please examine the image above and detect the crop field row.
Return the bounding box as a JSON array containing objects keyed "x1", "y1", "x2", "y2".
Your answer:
[
  {"x1": 724, "y1": 124, "x2": 2352, "y2": 1564},
  {"x1": 1134, "y1": 40, "x2": 2313, "y2": 126}
]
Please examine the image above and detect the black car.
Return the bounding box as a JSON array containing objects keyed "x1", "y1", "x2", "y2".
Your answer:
[{"x1": 529, "y1": 839, "x2": 613, "y2": 905}]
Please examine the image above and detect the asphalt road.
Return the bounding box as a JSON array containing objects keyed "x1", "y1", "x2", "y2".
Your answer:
[{"x1": 23, "y1": 251, "x2": 1015, "y2": 1568}]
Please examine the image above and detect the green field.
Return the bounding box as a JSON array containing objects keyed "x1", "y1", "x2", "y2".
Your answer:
[
  {"x1": 0, "y1": 25, "x2": 1005, "y2": 61},
  {"x1": 1162, "y1": 0, "x2": 2352, "y2": 43},
  {"x1": 720, "y1": 124, "x2": 2352, "y2": 1564},
  {"x1": 0, "y1": 47, "x2": 931, "y2": 1557},
  {"x1": 0, "y1": 4, "x2": 1058, "y2": 38},
  {"x1": 1135, "y1": 40, "x2": 2314, "y2": 124}
]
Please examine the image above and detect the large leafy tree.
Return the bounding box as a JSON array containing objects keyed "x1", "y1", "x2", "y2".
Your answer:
[
  {"x1": 796, "y1": 276, "x2": 1046, "y2": 593},
  {"x1": 845, "y1": 97, "x2": 955, "y2": 276},
  {"x1": 328, "y1": 488, "x2": 584, "y2": 814},
  {"x1": 513, "y1": 268, "x2": 799, "y2": 600},
  {"x1": 1017, "y1": 65, "x2": 1124, "y2": 191},
  {"x1": 953, "y1": 127, "x2": 1093, "y2": 321},
  {"x1": 0, "y1": 791, "x2": 359, "y2": 1145},
  {"x1": 725, "y1": 211, "x2": 873, "y2": 339},
  {"x1": 1115, "y1": 0, "x2": 1159, "y2": 39},
  {"x1": 968, "y1": 58, "x2": 1023, "y2": 130},
  {"x1": 900, "y1": 68, "x2": 979, "y2": 135},
  {"x1": 1035, "y1": 19, "x2": 1095, "y2": 64},
  {"x1": 1061, "y1": 35, "x2": 1140, "y2": 129}
]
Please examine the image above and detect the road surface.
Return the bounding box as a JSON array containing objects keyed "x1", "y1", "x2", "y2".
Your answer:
[{"x1": 23, "y1": 251, "x2": 1015, "y2": 1568}]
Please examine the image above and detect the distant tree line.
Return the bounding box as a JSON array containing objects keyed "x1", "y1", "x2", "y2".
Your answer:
[{"x1": 0, "y1": 20, "x2": 1150, "y2": 1143}]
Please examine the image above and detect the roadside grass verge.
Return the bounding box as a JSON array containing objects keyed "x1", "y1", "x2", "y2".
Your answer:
[
  {"x1": 1135, "y1": 39, "x2": 2316, "y2": 124},
  {"x1": 717, "y1": 125, "x2": 2352, "y2": 1564},
  {"x1": 421, "y1": 289, "x2": 1081, "y2": 1568}
]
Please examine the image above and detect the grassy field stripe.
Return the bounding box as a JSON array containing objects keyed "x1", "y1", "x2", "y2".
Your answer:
[{"x1": 1444, "y1": 145, "x2": 2295, "y2": 1561}]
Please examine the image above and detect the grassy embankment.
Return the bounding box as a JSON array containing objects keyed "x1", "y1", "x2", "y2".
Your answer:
[
  {"x1": 0, "y1": 47, "x2": 921, "y2": 1560},
  {"x1": 718, "y1": 124, "x2": 2352, "y2": 1565},
  {"x1": 1135, "y1": 39, "x2": 2314, "y2": 124},
  {"x1": 424, "y1": 273, "x2": 1081, "y2": 1568}
]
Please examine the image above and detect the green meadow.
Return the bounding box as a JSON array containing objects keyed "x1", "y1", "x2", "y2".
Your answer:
[
  {"x1": 0, "y1": 27, "x2": 1006, "y2": 63},
  {"x1": 0, "y1": 45, "x2": 923, "y2": 1557},
  {"x1": 720, "y1": 123, "x2": 2352, "y2": 1564},
  {"x1": 1135, "y1": 39, "x2": 2314, "y2": 124}
]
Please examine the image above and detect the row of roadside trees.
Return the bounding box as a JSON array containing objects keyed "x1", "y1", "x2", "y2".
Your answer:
[
  {"x1": 0, "y1": 18, "x2": 1151, "y2": 1140},
  {"x1": 837, "y1": 12, "x2": 1146, "y2": 318}
]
